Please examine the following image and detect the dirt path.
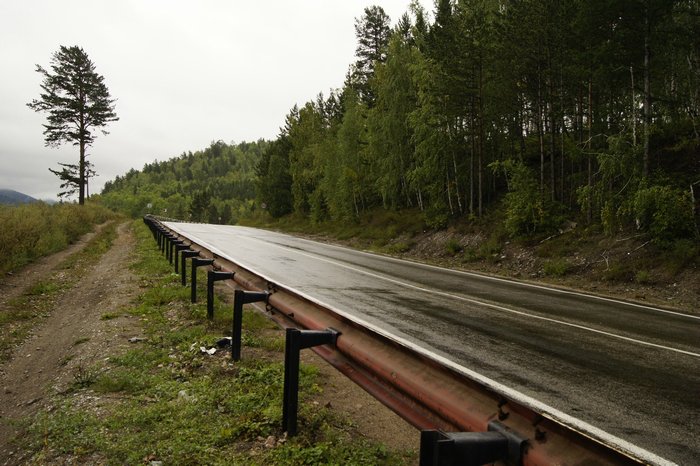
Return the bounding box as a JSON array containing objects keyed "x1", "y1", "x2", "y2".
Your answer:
[
  {"x1": 0, "y1": 222, "x2": 141, "y2": 464},
  {"x1": 0, "y1": 224, "x2": 418, "y2": 464},
  {"x1": 0, "y1": 224, "x2": 105, "y2": 306}
]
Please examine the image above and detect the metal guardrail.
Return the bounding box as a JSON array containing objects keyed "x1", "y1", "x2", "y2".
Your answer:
[{"x1": 143, "y1": 215, "x2": 669, "y2": 466}]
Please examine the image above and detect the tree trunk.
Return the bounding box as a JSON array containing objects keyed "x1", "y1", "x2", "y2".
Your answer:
[
  {"x1": 478, "y1": 59, "x2": 484, "y2": 217},
  {"x1": 643, "y1": 2, "x2": 651, "y2": 178},
  {"x1": 548, "y1": 49, "x2": 556, "y2": 203},
  {"x1": 469, "y1": 112, "x2": 475, "y2": 216},
  {"x1": 446, "y1": 169, "x2": 454, "y2": 215},
  {"x1": 79, "y1": 141, "x2": 86, "y2": 205},
  {"x1": 587, "y1": 79, "x2": 593, "y2": 224},
  {"x1": 537, "y1": 62, "x2": 545, "y2": 196},
  {"x1": 631, "y1": 65, "x2": 637, "y2": 146}
]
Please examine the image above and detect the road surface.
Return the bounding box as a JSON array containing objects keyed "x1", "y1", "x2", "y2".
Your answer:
[{"x1": 165, "y1": 222, "x2": 700, "y2": 465}]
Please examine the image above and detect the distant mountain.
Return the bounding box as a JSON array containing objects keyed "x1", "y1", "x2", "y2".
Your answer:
[{"x1": 0, "y1": 189, "x2": 38, "y2": 205}]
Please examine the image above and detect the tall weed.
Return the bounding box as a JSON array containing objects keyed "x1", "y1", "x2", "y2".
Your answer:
[{"x1": 0, "y1": 202, "x2": 115, "y2": 275}]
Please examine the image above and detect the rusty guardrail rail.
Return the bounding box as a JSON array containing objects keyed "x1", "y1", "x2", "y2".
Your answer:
[{"x1": 144, "y1": 215, "x2": 671, "y2": 466}]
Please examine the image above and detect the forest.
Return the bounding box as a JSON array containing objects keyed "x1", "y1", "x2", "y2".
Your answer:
[
  {"x1": 101, "y1": 140, "x2": 266, "y2": 223},
  {"x1": 102, "y1": 0, "x2": 700, "y2": 247}
]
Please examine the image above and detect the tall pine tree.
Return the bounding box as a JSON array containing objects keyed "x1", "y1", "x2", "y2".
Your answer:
[{"x1": 28, "y1": 46, "x2": 118, "y2": 204}]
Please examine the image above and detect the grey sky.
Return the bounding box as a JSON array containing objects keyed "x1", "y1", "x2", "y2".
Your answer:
[{"x1": 0, "y1": 0, "x2": 429, "y2": 200}]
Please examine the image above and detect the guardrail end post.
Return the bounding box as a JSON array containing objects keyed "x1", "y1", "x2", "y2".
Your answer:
[
  {"x1": 419, "y1": 422, "x2": 525, "y2": 466},
  {"x1": 207, "y1": 271, "x2": 235, "y2": 320},
  {"x1": 282, "y1": 328, "x2": 340, "y2": 436},
  {"x1": 231, "y1": 290, "x2": 269, "y2": 361}
]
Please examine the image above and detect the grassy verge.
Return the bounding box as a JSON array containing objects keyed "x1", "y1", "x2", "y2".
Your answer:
[
  {"x1": 0, "y1": 202, "x2": 117, "y2": 275},
  {"x1": 242, "y1": 208, "x2": 427, "y2": 253},
  {"x1": 24, "y1": 221, "x2": 412, "y2": 465},
  {"x1": 244, "y1": 206, "x2": 699, "y2": 292},
  {"x1": 0, "y1": 221, "x2": 119, "y2": 363}
]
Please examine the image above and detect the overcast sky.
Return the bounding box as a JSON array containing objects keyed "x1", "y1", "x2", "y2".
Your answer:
[{"x1": 0, "y1": 0, "x2": 431, "y2": 200}]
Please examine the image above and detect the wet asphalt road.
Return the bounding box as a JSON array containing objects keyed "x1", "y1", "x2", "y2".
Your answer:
[{"x1": 165, "y1": 222, "x2": 700, "y2": 464}]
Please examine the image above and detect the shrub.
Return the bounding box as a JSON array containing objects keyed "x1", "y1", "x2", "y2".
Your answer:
[
  {"x1": 601, "y1": 263, "x2": 633, "y2": 282},
  {"x1": 665, "y1": 238, "x2": 700, "y2": 275},
  {"x1": 542, "y1": 259, "x2": 572, "y2": 277},
  {"x1": 490, "y1": 160, "x2": 559, "y2": 237},
  {"x1": 0, "y1": 202, "x2": 115, "y2": 275},
  {"x1": 445, "y1": 239, "x2": 463, "y2": 255},
  {"x1": 632, "y1": 185, "x2": 696, "y2": 246},
  {"x1": 634, "y1": 270, "x2": 653, "y2": 284}
]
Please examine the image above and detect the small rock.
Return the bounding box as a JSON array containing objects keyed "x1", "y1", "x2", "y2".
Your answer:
[
  {"x1": 178, "y1": 390, "x2": 196, "y2": 402},
  {"x1": 129, "y1": 337, "x2": 146, "y2": 343}
]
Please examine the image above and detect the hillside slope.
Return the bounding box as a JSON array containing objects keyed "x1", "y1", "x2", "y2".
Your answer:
[{"x1": 0, "y1": 189, "x2": 36, "y2": 205}]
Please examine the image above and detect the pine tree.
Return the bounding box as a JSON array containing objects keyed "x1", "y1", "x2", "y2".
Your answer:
[
  {"x1": 28, "y1": 45, "x2": 118, "y2": 204},
  {"x1": 352, "y1": 6, "x2": 392, "y2": 107},
  {"x1": 48, "y1": 160, "x2": 97, "y2": 200}
]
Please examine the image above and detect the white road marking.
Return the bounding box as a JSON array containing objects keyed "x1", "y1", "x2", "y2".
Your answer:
[
  {"x1": 165, "y1": 222, "x2": 680, "y2": 465},
  {"x1": 240, "y1": 232, "x2": 700, "y2": 358},
  {"x1": 282, "y1": 230, "x2": 699, "y2": 320},
  {"x1": 166, "y1": 223, "x2": 699, "y2": 357}
]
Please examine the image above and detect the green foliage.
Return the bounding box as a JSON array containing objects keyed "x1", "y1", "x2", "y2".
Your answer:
[
  {"x1": 256, "y1": 137, "x2": 293, "y2": 218},
  {"x1": 634, "y1": 270, "x2": 653, "y2": 284},
  {"x1": 490, "y1": 160, "x2": 557, "y2": 237},
  {"x1": 632, "y1": 185, "x2": 696, "y2": 246},
  {"x1": 601, "y1": 262, "x2": 634, "y2": 282},
  {"x1": 97, "y1": 1, "x2": 700, "y2": 248},
  {"x1": 367, "y1": 31, "x2": 419, "y2": 210},
  {"x1": 249, "y1": 0, "x2": 700, "y2": 248},
  {"x1": 664, "y1": 239, "x2": 700, "y2": 275},
  {"x1": 351, "y1": 5, "x2": 391, "y2": 106},
  {"x1": 445, "y1": 238, "x2": 463, "y2": 255},
  {"x1": 101, "y1": 140, "x2": 264, "y2": 221},
  {"x1": 0, "y1": 202, "x2": 115, "y2": 275},
  {"x1": 542, "y1": 259, "x2": 572, "y2": 277}
]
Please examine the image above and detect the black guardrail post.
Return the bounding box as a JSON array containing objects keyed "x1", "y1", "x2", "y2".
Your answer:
[
  {"x1": 191, "y1": 258, "x2": 214, "y2": 303},
  {"x1": 231, "y1": 290, "x2": 269, "y2": 360},
  {"x1": 159, "y1": 229, "x2": 167, "y2": 251},
  {"x1": 168, "y1": 236, "x2": 176, "y2": 264},
  {"x1": 163, "y1": 233, "x2": 169, "y2": 257},
  {"x1": 174, "y1": 243, "x2": 189, "y2": 274},
  {"x1": 207, "y1": 271, "x2": 235, "y2": 320},
  {"x1": 283, "y1": 328, "x2": 339, "y2": 436},
  {"x1": 180, "y1": 250, "x2": 199, "y2": 286},
  {"x1": 419, "y1": 421, "x2": 525, "y2": 466}
]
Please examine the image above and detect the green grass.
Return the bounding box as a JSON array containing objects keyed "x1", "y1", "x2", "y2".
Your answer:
[
  {"x1": 542, "y1": 258, "x2": 573, "y2": 277},
  {"x1": 0, "y1": 221, "x2": 119, "y2": 363},
  {"x1": 242, "y1": 207, "x2": 426, "y2": 251},
  {"x1": 445, "y1": 239, "x2": 463, "y2": 255},
  {"x1": 23, "y1": 220, "x2": 413, "y2": 465}
]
